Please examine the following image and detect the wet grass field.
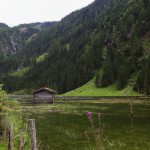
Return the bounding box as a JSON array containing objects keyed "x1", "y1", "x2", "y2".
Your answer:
[{"x1": 21, "y1": 99, "x2": 150, "y2": 150}]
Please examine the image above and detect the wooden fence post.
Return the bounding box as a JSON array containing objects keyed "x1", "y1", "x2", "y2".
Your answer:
[
  {"x1": 8, "y1": 123, "x2": 13, "y2": 150},
  {"x1": 129, "y1": 99, "x2": 133, "y2": 116},
  {"x1": 129, "y1": 98, "x2": 134, "y2": 132},
  {"x1": 2, "y1": 112, "x2": 8, "y2": 141},
  {"x1": 28, "y1": 119, "x2": 38, "y2": 150},
  {"x1": 19, "y1": 130, "x2": 24, "y2": 150}
]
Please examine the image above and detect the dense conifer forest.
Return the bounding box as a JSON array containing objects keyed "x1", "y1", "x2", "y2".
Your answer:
[{"x1": 0, "y1": 0, "x2": 150, "y2": 95}]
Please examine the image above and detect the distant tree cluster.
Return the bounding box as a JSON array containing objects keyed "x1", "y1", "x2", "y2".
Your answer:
[{"x1": 0, "y1": 23, "x2": 8, "y2": 28}]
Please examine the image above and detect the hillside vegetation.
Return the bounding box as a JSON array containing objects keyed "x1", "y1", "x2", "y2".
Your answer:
[
  {"x1": 0, "y1": 22, "x2": 57, "y2": 72},
  {"x1": 0, "y1": 0, "x2": 150, "y2": 95},
  {"x1": 64, "y1": 78, "x2": 139, "y2": 96}
]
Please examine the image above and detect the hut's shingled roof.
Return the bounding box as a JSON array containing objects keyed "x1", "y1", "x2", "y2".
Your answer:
[{"x1": 33, "y1": 87, "x2": 57, "y2": 94}]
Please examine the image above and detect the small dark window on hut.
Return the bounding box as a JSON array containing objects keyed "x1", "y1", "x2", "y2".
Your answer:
[{"x1": 33, "y1": 88, "x2": 57, "y2": 104}]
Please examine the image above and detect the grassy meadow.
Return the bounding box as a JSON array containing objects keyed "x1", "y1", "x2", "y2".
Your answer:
[
  {"x1": 64, "y1": 79, "x2": 140, "y2": 96},
  {"x1": 20, "y1": 98, "x2": 150, "y2": 150}
]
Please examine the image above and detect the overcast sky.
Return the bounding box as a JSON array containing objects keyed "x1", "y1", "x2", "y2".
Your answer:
[{"x1": 0, "y1": 0, "x2": 94, "y2": 27}]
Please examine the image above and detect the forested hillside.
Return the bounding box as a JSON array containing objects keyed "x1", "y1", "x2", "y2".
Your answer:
[
  {"x1": 0, "y1": 0, "x2": 150, "y2": 95},
  {"x1": 0, "y1": 22, "x2": 57, "y2": 74},
  {"x1": 0, "y1": 26, "x2": 37, "y2": 59}
]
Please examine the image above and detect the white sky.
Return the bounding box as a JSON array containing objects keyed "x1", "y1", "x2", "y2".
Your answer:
[{"x1": 0, "y1": 0, "x2": 94, "y2": 27}]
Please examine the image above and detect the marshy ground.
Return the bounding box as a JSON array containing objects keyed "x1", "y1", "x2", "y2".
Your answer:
[{"x1": 20, "y1": 99, "x2": 150, "y2": 150}]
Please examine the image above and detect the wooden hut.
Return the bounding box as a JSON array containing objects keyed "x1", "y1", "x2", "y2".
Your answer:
[{"x1": 33, "y1": 87, "x2": 57, "y2": 104}]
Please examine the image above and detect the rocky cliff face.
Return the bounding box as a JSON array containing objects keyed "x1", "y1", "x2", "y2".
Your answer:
[
  {"x1": 0, "y1": 22, "x2": 57, "y2": 59},
  {"x1": 0, "y1": 27, "x2": 37, "y2": 59}
]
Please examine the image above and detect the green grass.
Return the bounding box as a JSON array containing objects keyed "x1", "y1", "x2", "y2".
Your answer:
[
  {"x1": 0, "y1": 141, "x2": 7, "y2": 150},
  {"x1": 64, "y1": 79, "x2": 139, "y2": 96},
  {"x1": 36, "y1": 52, "x2": 48, "y2": 63},
  {"x1": 10, "y1": 67, "x2": 30, "y2": 77},
  {"x1": 0, "y1": 111, "x2": 30, "y2": 150},
  {"x1": 20, "y1": 99, "x2": 150, "y2": 150}
]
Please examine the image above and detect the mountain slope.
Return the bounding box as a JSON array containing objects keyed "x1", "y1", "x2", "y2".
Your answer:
[
  {"x1": 0, "y1": 26, "x2": 37, "y2": 58},
  {"x1": 0, "y1": 22, "x2": 57, "y2": 75},
  {"x1": 0, "y1": 0, "x2": 150, "y2": 95},
  {"x1": 0, "y1": 22, "x2": 57, "y2": 59},
  {"x1": 64, "y1": 78, "x2": 139, "y2": 96}
]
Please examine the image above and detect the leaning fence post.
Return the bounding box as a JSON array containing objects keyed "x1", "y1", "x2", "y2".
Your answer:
[
  {"x1": 28, "y1": 119, "x2": 38, "y2": 150},
  {"x1": 8, "y1": 123, "x2": 13, "y2": 150},
  {"x1": 2, "y1": 112, "x2": 8, "y2": 141}
]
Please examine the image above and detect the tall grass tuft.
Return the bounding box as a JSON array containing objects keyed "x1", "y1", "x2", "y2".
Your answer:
[{"x1": 85, "y1": 112, "x2": 115, "y2": 150}]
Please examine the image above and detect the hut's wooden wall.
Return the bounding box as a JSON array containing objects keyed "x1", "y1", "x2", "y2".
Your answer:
[{"x1": 33, "y1": 91, "x2": 54, "y2": 103}]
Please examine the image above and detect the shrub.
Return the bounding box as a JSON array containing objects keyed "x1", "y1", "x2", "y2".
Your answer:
[{"x1": 0, "y1": 84, "x2": 19, "y2": 111}]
